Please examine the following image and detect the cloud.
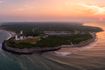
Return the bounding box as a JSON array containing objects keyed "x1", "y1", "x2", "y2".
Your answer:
[
  {"x1": 79, "y1": 3, "x2": 105, "y2": 15},
  {"x1": 0, "y1": 0, "x2": 3, "y2": 3}
]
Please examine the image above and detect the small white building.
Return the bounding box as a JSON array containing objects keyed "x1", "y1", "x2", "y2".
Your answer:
[{"x1": 15, "y1": 31, "x2": 24, "y2": 40}]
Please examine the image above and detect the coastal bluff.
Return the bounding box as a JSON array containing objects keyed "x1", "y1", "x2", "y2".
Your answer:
[
  {"x1": 2, "y1": 41, "x2": 61, "y2": 54},
  {"x1": 2, "y1": 33, "x2": 96, "y2": 55}
]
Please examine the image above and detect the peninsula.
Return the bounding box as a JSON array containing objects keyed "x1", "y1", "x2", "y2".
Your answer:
[{"x1": 0, "y1": 22, "x2": 103, "y2": 54}]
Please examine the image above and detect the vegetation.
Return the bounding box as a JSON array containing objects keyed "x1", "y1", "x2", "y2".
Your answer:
[
  {"x1": 34, "y1": 33, "x2": 92, "y2": 48},
  {"x1": 0, "y1": 22, "x2": 103, "y2": 33},
  {"x1": 1, "y1": 22, "x2": 101, "y2": 49},
  {"x1": 5, "y1": 33, "x2": 93, "y2": 49}
]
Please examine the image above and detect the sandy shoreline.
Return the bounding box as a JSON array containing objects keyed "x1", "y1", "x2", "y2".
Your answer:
[
  {"x1": 0, "y1": 29, "x2": 16, "y2": 40},
  {"x1": 41, "y1": 23, "x2": 105, "y2": 70},
  {"x1": 43, "y1": 24, "x2": 98, "y2": 57},
  {"x1": 43, "y1": 38, "x2": 97, "y2": 57},
  {"x1": 54, "y1": 38, "x2": 97, "y2": 56}
]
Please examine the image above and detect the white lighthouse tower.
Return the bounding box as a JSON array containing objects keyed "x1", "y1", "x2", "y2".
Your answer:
[
  {"x1": 15, "y1": 30, "x2": 24, "y2": 40},
  {"x1": 20, "y1": 30, "x2": 24, "y2": 40}
]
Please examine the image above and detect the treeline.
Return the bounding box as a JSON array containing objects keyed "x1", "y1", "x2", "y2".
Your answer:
[{"x1": 0, "y1": 22, "x2": 103, "y2": 33}]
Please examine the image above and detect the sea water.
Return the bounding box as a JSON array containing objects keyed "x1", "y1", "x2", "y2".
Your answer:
[
  {"x1": 0, "y1": 23, "x2": 105, "y2": 70},
  {"x1": 0, "y1": 31, "x2": 73, "y2": 70}
]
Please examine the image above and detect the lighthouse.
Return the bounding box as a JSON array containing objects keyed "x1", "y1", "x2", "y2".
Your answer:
[
  {"x1": 20, "y1": 30, "x2": 24, "y2": 40},
  {"x1": 15, "y1": 30, "x2": 24, "y2": 40}
]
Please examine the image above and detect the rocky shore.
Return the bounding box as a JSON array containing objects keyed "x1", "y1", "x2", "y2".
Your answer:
[{"x1": 2, "y1": 41, "x2": 61, "y2": 54}]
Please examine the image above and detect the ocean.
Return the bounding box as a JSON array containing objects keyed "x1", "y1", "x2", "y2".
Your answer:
[{"x1": 0, "y1": 23, "x2": 105, "y2": 70}]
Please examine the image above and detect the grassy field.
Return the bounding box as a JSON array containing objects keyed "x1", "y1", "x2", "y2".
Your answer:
[
  {"x1": 5, "y1": 33, "x2": 93, "y2": 49},
  {"x1": 14, "y1": 37, "x2": 40, "y2": 44}
]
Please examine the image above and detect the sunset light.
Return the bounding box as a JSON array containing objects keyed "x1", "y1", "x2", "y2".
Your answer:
[
  {"x1": 0, "y1": 1, "x2": 105, "y2": 70},
  {"x1": 0, "y1": 0, "x2": 105, "y2": 22}
]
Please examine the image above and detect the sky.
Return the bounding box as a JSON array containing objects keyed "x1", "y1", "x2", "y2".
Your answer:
[{"x1": 0, "y1": 0, "x2": 105, "y2": 22}]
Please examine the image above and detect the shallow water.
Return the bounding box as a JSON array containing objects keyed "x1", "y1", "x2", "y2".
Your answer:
[
  {"x1": 0, "y1": 23, "x2": 105, "y2": 70},
  {"x1": 43, "y1": 23, "x2": 105, "y2": 70}
]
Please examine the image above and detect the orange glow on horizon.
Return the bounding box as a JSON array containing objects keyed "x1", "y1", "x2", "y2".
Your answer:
[{"x1": 0, "y1": 0, "x2": 105, "y2": 21}]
